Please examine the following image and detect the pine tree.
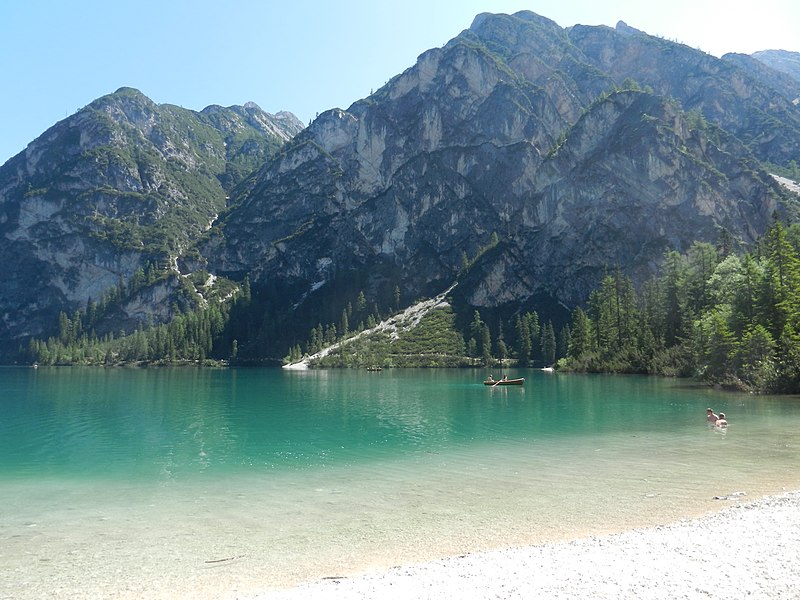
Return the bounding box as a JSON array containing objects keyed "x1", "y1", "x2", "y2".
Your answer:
[
  {"x1": 762, "y1": 222, "x2": 800, "y2": 339},
  {"x1": 541, "y1": 321, "x2": 556, "y2": 365},
  {"x1": 557, "y1": 324, "x2": 571, "y2": 361},
  {"x1": 481, "y1": 323, "x2": 492, "y2": 366},
  {"x1": 702, "y1": 309, "x2": 736, "y2": 381},
  {"x1": 568, "y1": 307, "x2": 591, "y2": 358},
  {"x1": 686, "y1": 242, "x2": 719, "y2": 313},
  {"x1": 661, "y1": 251, "x2": 691, "y2": 346},
  {"x1": 515, "y1": 315, "x2": 532, "y2": 365}
]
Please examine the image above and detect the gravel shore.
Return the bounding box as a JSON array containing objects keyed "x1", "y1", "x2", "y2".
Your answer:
[{"x1": 251, "y1": 490, "x2": 800, "y2": 600}]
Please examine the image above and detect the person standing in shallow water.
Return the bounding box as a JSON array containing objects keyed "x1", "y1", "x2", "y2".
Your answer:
[
  {"x1": 715, "y1": 412, "x2": 728, "y2": 428},
  {"x1": 707, "y1": 408, "x2": 719, "y2": 424}
]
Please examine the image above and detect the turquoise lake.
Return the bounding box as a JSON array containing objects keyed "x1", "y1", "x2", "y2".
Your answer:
[{"x1": 1, "y1": 367, "x2": 799, "y2": 599}]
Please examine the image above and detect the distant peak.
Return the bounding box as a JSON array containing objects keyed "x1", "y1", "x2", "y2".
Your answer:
[
  {"x1": 90, "y1": 87, "x2": 157, "y2": 112},
  {"x1": 616, "y1": 21, "x2": 645, "y2": 36},
  {"x1": 113, "y1": 86, "x2": 147, "y2": 98},
  {"x1": 470, "y1": 10, "x2": 560, "y2": 32},
  {"x1": 243, "y1": 101, "x2": 263, "y2": 111}
]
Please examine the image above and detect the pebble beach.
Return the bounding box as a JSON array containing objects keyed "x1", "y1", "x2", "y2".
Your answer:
[{"x1": 252, "y1": 490, "x2": 800, "y2": 600}]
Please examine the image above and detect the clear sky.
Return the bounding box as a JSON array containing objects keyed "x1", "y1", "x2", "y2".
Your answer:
[{"x1": 1, "y1": 0, "x2": 798, "y2": 165}]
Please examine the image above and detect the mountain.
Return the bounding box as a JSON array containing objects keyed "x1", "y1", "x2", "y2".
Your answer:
[
  {"x1": 0, "y1": 88, "x2": 302, "y2": 352},
  {"x1": 723, "y1": 53, "x2": 800, "y2": 106},
  {"x1": 752, "y1": 50, "x2": 800, "y2": 86},
  {"x1": 3, "y1": 11, "x2": 800, "y2": 361},
  {"x1": 567, "y1": 22, "x2": 800, "y2": 165},
  {"x1": 200, "y1": 11, "x2": 797, "y2": 356}
]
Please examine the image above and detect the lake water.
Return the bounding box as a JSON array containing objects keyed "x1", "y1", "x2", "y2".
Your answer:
[{"x1": 1, "y1": 367, "x2": 799, "y2": 599}]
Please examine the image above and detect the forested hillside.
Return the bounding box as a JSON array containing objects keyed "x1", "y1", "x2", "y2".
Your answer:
[
  {"x1": 24, "y1": 220, "x2": 800, "y2": 394},
  {"x1": 561, "y1": 222, "x2": 800, "y2": 393}
]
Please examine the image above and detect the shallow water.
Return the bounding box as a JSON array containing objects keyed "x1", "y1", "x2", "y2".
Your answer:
[{"x1": 1, "y1": 367, "x2": 798, "y2": 599}]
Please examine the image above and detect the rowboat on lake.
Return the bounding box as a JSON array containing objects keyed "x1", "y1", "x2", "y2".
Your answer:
[{"x1": 483, "y1": 376, "x2": 525, "y2": 386}]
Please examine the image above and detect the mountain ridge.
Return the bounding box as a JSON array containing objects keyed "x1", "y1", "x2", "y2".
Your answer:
[
  {"x1": 2, "y1": 11, "x2": 800, "y2": 361},
  {"x1": 198, "y1": 11, "x2": 795, "y2": 357},
  {"x1": 0, "y1": 88, "x2": 302, "y2": 350}
]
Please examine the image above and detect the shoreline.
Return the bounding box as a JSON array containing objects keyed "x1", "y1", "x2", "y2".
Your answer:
[{"x1": 249, "y1": 490, "x2": 800, "y2": 599}]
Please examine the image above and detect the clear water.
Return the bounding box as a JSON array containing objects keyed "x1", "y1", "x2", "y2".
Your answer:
[{"x1": 1, "y1": 367, "x2": 799, "y2": 599}]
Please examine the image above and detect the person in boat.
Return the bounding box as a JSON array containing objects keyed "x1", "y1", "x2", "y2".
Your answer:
[
  {"x1": 715, "y1": 412, "x2": 728, "y2": 428},
  {"x1": 487, "y1": 374, "x2": 495, "y2": 382},
  {"x1": 706, "y1": 408, "x2": 719, "y2": 424}
]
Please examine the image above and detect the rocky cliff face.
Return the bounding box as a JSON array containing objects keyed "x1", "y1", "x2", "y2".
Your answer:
[
  {"x1": 752, "y1": 50, "x2": 800, "y2": 86},
  {"x1": 0, "y1": 88, "x2": 301, "y2": 350},
  {"x1": 724, "y1": 53, "x2": 800, "y2": 106},
  {"x1": 203, "y1": 11, "x2": 793, "y2": 350},
  {"x1": 567, "y1": 22, "x2": 800, "y2": 165},
  {"x1": 3, "y1": 11, "x2": 799, "y2": 358}
]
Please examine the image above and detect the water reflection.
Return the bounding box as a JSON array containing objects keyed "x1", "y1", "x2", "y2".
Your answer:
[
  {"x1": 1, "y1": 367, "x2": 799, "y2": 598},
  {"x1": 1, "y1": 367, "x2": 799, "y2": 482}
]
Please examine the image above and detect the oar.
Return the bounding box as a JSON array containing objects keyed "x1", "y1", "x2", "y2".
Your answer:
[{"x1": 492, "y1": 378, "x2": 501, "y2": 387}]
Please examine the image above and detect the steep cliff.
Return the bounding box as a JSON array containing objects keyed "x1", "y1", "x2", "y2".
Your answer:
[
  {"x1": 202, "y1": 11, "x2": 792, "y2": 354},
  {"x1": 752, "y1": 50, "x2": 800, "y2": 85},
  {"x1": 568, "y1": 22, "x2": 800, "y2": 165},
  {"x1": 4, "y1": 11, "x2": 800, "y2": 360},
  {"x1": 0, "y1": 88, "x2": 302, "y2": 350}
]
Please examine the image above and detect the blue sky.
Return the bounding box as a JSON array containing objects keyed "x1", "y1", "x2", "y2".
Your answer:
[{"x1": 1, "y1": 0, "x2": 798, "y2": 164}]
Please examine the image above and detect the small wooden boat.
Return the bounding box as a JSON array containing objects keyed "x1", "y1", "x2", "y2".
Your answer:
[
  {"x1": 366, "y1": 366, "x2": 383, "y2": 372},
  {"x1": 483, "y1": 377, "x2": 524, "y2": 386}
]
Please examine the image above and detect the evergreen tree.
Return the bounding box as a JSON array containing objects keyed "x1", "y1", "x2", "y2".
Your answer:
[
  {"x1": 702, "y1": 308, "x2": 736, "y2": 381},
  {"x1": 356, "y1": 291, "x2": 367, "y2": 314},
  {"x1": 58, "y1": 312, "x2": 72, "y2": 345},
  {"x1": 481, "y1": 323, "x2": 492, "y2": 366},
  {"x1": 716, "y1": 227, "x2": 734, "y2": 259},
  {"x1": 735, "y1": 325, "x2": 775, "y2": 387},
  {"x1": 241, "y1": 275, "x2": 252, "y2": 304},
  {"x1": 661, "y1": 251, "x2": 691, "y2": 346},
  {"x1": 515, "y1": 314, "x2": 532, "y2": 365},
  {"x1": 568, "y1": 307, "x2": 591, "y2": 359},
  {"x1": 496, "y1": 339, "x2": 508, "y2": 362},
  {"x1": 527, "y1": 311, "x2": 540, "y2": 362},
  {"x1": 762, "y1": 222, "x2": 800, "y2": 339},
  {"x1": 557, "y1": 324, "x2": 571, "y2": 361},
  {"x1": 586, "y1": 270, "x2": 640, "y2": 355},
  {"x1": 541, "y1": 321, "x2": 556, "y2": 365},
  {"x1": 686, "y1": 242, "x2": 719, "y2": 313},
  {"x1": 469, "y1": 311, "x2": 484, "y2": 358}
]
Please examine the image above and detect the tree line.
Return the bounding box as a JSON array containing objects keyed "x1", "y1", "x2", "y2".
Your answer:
[
  {"x1": 23, "y1": 220, "x2": 800, "y2": 393},
  {"x1": 22, "y1": 269, "x2": 242, "y2": 366},
  {"x1": 26, "y1": 301, "x2": 233, "y2": 366},
  {"x1": 561, "y1": 222, "x2": 800, "y2": 393}
]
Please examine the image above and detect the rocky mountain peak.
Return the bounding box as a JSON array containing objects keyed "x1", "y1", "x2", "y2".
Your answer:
[
  {"x1": 0, "y1": 89, "x2": 303, "y2": 352},
  {"x1": 752, "y1": 50, "x2": 800, "y2": 84},
  {"x1": 2, "y1": 11, "x2": 800, "y2": 360},
  {"x1": 199, "y1": 13, "x2": 793, "y2": 359},
  {"x1": 615, "y1": 20, "x2": 645, "y2": 36}
]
